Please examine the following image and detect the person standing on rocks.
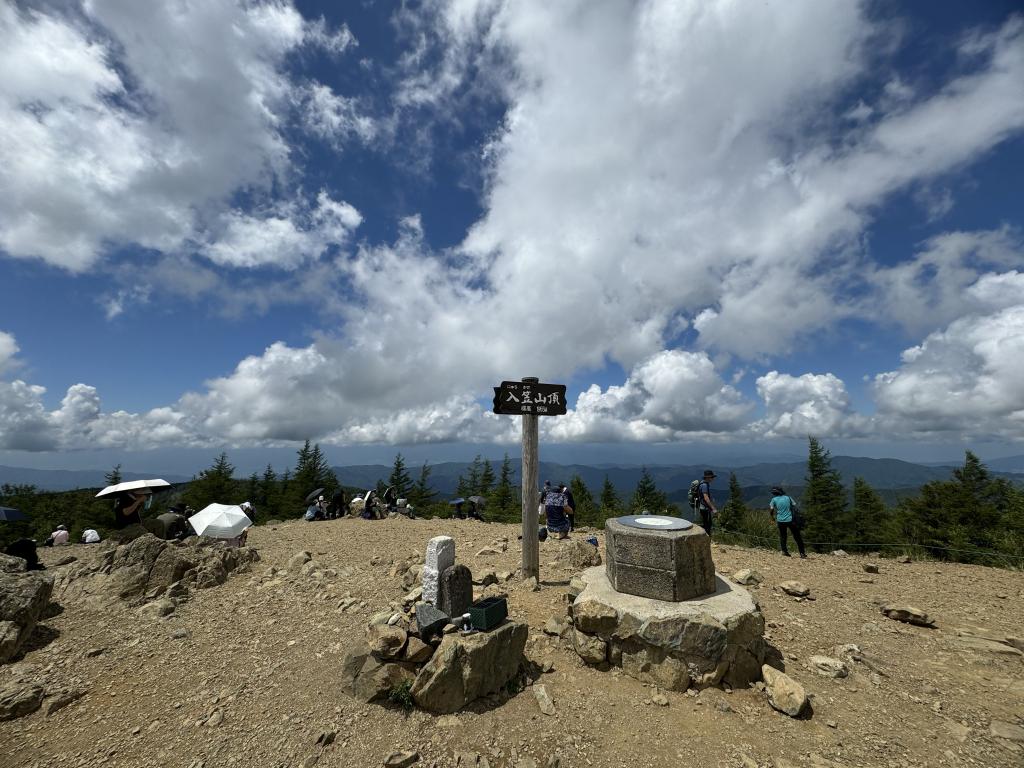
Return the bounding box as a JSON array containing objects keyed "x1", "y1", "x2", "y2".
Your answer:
[
  {"x1": 769, "y1": 486, "x2": 807, "y2": 558},
  {"x1": 696, "y1": 470, "x2": 718, "y2": 535}
]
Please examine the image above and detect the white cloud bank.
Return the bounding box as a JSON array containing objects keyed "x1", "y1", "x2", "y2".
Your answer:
[
  {"x1": 2, "y1": 3, "x2": 1024, "y2": 450},
  {"x1": 0, "y1": 1, "x2": 368, "y2": 272}
]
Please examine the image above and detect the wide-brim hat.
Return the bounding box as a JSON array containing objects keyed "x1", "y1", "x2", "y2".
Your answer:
[{"x1": 702, "y1": 469, "x2": 717, "y2": 479}]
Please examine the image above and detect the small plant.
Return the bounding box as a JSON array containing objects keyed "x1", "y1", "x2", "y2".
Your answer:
[{"x1": 387, "y1": 680, "x2": 415, "y2": 711}]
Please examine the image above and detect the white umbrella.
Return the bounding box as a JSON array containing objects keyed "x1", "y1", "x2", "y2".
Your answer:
[
  {"x1": 188, "y1": 503, "x2": 252, "y2": 539},
  {"x1": 95, "y1": 479, "x2": 171, "y2": 498}
]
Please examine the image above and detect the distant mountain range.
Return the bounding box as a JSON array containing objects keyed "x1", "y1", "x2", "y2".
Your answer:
[
  {"x1": 0, "y1": 465, "x2": 191, "y2": 492},
  {"x1": 332, "y1": 455, "x2": 1024, "y2": 499},
  {"x1": 4, "y1": 454, "x2": 1022, "y2": 497}
]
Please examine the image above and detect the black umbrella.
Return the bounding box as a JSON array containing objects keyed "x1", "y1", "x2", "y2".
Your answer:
[
  {"x1": 0, "y1": 506, "x2": 28, "y2": 522},
  {"x1": 304, "y1": 487, "x2": 326, "y2": 504},
  {"x1": 468, "y1": 495, "x2": 486, "y2": 508}
]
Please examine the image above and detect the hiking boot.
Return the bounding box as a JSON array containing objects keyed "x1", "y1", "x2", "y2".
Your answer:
[
  {"x1": 799, "y1": 553, "x2": 807, "y2": 559},
  {"x1": 782, "y1": 551, "x2": 791, "y2": 557}
]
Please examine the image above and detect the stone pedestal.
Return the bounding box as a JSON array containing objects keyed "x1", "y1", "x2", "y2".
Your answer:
[
  {"x1": 569, "y1": 567, "x2": 765, "y2": 690},
  {"x1": 605, "y1": 518, "x2": 715, "y2": 601}
]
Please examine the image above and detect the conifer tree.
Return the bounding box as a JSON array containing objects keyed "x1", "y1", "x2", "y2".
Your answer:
[
  {"x1": 466, "y1": 455, "x2": 483, "y2": 496},
  {"x1": 258, "y1": 464, "x2": 277, "y2": 513},
  {"x1": 851, "y1": 477, "x2": 886, "y2": 541},
  {"x1": 409, "y1": 462, "x2": 436, "y2": 511},
  {"x1": 489, "y1": 453, "x2": 517, "y2": 522},
  {"x1": 104, "y1": 464, "x2": 122, "y2": 486},
  {"x1": 803, "y1": 437, "x2": 850, "y2": 547},
  {"x1": 630, "y1": 467, "x2": 667, "y2": 514},
  {"x1": 719, "y1": 472, "x2": 747, "y2": 532},
  {"x1": 569, "y1": 475, "x2": 596, "y2": 526},
  {"x1": 184, "y1": 452, "x2": 236, "y2": 510},
  {"x1": 479, "y1": 459, "x2": 495, "y2": 497},
  {"x1": 599, "y1": 474, "x2": 621, "y2": 521},
  {"x1": 388, "y1": 453, "x2": 413, "y2": 499},
  {"x1": 456, "y1": 473, "x2": 471, "y2": 499}
]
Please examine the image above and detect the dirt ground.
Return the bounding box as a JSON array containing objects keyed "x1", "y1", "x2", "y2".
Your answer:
[{"x1": 3, "y1": 517, "x2": 1023, "y2": 768}]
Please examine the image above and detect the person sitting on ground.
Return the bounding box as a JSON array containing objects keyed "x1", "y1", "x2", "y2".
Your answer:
[
  {"x1": 561, "y1": 484, "x2": 576, "y2": 531},
  {"x1": 541, "y1": 483, "x2": 571, "y2": 539},
  {"x1": 240, "y1": 501, "x2": 256, "y2": 525},
  {"x1": 465, "y1": 499, "x2": 484, "y2": 522},
  {"x1": 81, "y1": 528, "x2": 101, "y2": 544},
  {"x1": 360, "y1": 490, "x2": 377, "y2": 520},
  {"x1": 769, "y1": 486, "x2": 807, "y2": 559},
  {"x1": 4, "y1": 538, "x2": 44, "y2": 570},
  {"x1": 327, "y1": 489, "x2": 346, "y2": 520},
  {"x1": 49, "y1": 525, "x2": 70, "y2": 545}
]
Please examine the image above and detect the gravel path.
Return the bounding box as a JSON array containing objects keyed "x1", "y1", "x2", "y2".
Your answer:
[{"x1": 2, "y1": 517, "x2": 1022, "y2": 768}]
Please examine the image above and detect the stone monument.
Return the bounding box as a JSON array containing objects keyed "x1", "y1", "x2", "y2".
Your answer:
[
  {"x1": 605, "y1": 516, "x2": 716, "y2": 601},
  {"x1": 422, "y1": 535, "x2": 455, "y2": 606},
  {"x1": 438, "y1": 564, "x2": 473, "y2": 619},
  {"x1": 567, "y1": 515, "x2": 767, "y2": 690}
]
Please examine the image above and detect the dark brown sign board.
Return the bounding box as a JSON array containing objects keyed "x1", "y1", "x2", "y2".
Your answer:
[{"x1": 492, "y1": 380, "x2": 567, "y2": 415}]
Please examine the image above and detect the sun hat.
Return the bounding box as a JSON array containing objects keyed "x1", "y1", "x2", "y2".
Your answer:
[{"x1": 702, "y1": 469, "x2": 717, "y2": 479}]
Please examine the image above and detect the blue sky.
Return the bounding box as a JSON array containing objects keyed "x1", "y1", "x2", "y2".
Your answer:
[{"x1": 1, "y1": 1, "x2": 1024, "y2": 475}]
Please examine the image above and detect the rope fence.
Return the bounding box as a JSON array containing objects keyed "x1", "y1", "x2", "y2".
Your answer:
[{"x1": 712, "y1": 525, "x2": 1024, "y2": 565}]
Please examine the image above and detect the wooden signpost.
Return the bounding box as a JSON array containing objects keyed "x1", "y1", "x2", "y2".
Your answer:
[{"x1": 492, "y1": 378, "x2": 567, "y2": 581}]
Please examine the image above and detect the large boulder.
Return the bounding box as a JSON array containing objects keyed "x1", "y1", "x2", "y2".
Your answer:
[
  {"x1": 570, "y1": 567, "x2": 765, "y2": 689},
  {"x1": 0, "y1": 570, "x2": 54, "y2": 664},
  {"x1": 341, "y1": 641, "x2": 417, "y2": 703},
  {"x1": 55, "y1": 534, "x2": 258, "y2": 608},
  {"x1": 411, "y1": 620, "x2": 528, "y2": 713}
]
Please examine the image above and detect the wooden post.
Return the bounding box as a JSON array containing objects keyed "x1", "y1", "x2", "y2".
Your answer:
[{"x1": 521, "y1": 377, "x2": 540, "y2": 581}]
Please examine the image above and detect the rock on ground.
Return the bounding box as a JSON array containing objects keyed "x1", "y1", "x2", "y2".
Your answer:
[
  {"x1": 761, "y1": 665, "x2": 808, "y2": 717},
  {"x1": 880, "y1": 604, "x2": 935, "y2": 627},
  {"x1": 0, "y1": 569, "x2": 54, "y2": 664},
  {"x1": 411, "y1": 620, "x2": 528, "y2": 713}
]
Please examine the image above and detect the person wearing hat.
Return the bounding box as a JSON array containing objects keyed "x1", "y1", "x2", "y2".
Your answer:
[
  {"x1": 769, "y1": 486, "x2": 807, "y2": 558},
  {"x1": 49, "y1": 524, "x2": 70, "y2": 546},
  {"x1": 697, "y1": 470, "x2": 718, "y2": 535}
]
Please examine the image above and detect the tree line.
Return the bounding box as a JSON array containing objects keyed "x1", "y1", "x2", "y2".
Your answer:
[{"x1": 3, "y1": 437, "x2": 1022, "y2": 567}]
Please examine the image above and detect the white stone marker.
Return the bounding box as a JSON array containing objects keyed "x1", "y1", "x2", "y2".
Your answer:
[{"x1": 423, "y1": 535, "x2": 455, "y2": 605}]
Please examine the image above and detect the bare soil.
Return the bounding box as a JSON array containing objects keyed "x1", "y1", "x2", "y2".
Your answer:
[{"x1": 3, "y1": 517, "x2": 1023, "y2": 768}]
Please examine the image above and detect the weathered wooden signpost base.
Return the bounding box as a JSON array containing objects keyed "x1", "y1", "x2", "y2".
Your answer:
[
  {"x1": 492, "y1": 376, "x2": 567, "y2": 584},
  {"x1": 520, "y1": 381, "x2": 540, "y2": 580}
]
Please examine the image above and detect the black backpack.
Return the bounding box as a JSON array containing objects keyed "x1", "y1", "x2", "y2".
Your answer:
[
  {"x1": 687, "y1": 479, "x2": 702, "y2": 509},
  {"x1": 789, "y1": 497, "x2": 805, "y2": 529}
]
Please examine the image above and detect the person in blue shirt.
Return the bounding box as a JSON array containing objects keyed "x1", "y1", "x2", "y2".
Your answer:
[{"x1": 769, "y1": 486, "x2": 807, "y2": 558}]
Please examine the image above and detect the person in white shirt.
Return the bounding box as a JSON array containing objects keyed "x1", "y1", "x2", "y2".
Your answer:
[
  {"x1": 81, "y1": 529, "x2": 101, "y2": 544},
  {"x1": 50, "y1": 525, "x2": 70, "y2": 545}
]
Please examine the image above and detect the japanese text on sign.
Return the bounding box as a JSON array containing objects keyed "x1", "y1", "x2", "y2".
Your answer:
[{"x1": 492, "y1": 381, "x2": 567, "y2": 416}]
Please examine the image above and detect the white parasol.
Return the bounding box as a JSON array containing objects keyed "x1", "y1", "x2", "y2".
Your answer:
[
  {"x1": 188, "y1": 503, "x2": 253, "y2": 539},
  {"x1": 95, "y1": 479, "x2": 171, "y2": 498}
]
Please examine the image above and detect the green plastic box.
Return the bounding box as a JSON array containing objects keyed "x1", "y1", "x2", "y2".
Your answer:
[{"x1": 468, "y1": 596, "x2": 507, "y2": 631}]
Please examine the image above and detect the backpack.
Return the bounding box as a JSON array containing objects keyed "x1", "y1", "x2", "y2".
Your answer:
[
  {"x1": 687, "y1": 479, "x2": 702, "y2": 509},
  {"x1": 790, "y1": 498, "x2": 804, "y2": 529}
]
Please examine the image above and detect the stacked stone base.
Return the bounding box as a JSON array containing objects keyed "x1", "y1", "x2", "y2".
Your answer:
[{"x1": 569, "y1": 567, "x2": 765, "y2": 691}]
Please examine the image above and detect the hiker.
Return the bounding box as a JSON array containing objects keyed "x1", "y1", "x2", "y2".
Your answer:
[
  {"x1": 769, "y1": 486, "x2": 807, "y2": 558},
  {"x1": 3, "y1": 538, "x2": 43, "y2": 570},
  {"x1": 240, "y1": 501, "x2": 256, "y2": 524},
  {"x1": 693, "y1": 470, "x2": 718, "y2": 534},
  {"x1": 561, "y1": 484, "x2": 576, "y2": 531},
  {"x1": 327, "y1": 489, "x2": 346, "y2": 519},
  {"x1": 465, "y1": 498, "x2": 484, "y2": 522},
  {"x1": 49, "y1": 525, "x2": 70, "y2": 545},
  {"x1": 541, "y1": 482, "x2": 571, "y2": 539},
  {"x1": 81, "y1": 528, "x2": 101, "y2": 544},
  {"x1": 113, "y1": 490, "x2": 149, "y2": 528}
]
